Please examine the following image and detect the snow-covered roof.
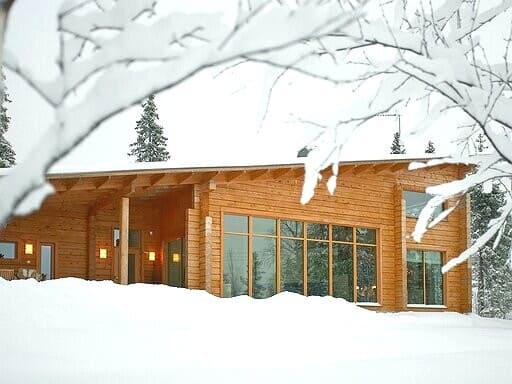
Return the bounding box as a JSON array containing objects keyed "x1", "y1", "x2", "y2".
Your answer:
[
  {"x1": 48, "y1": 153, "x2": 450, "y2": 178},
  {"x1": 0, "y1": 153, "x2": 465, "y2": 179}
]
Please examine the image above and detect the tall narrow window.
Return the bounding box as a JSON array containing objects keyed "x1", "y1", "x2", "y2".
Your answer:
[
  {"x1": 407, "y1": 249, "x2": 443, "y2": 305},
  {"x1": 223, "y1": 215, "x2": 249, "y2": 298},
  {"x1": 280, "y1": 220, "x2": 304, "y2": 294},
  {"x1": 252, "y1": 217, "x2": 277, "y2": 299}
]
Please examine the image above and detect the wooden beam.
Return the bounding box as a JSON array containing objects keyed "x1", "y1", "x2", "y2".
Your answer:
[
  {"x1": 176, "y1": 172, "x2": 194, "y2": 184},
  {"x1": 390, "y1": 163, "x2": 408, "y2": 172},
  {"x1": 373, "y1": 163, "x2": 394, "y2": 174},
  {"x1": 93, "y1": 176, "x2": 111, "y2": 189},
  {"x1": 225, "y1": 170, "x2": 245, "y2": 182},
  {"x1": 150, "y1": 173, "x2": 167, "y2": 186},
  {"x1": 64, "y1": 178, "x2": 81, "y2": 191},
  {"x1": 119, "y1": 197, "x2": 129, "y2": 285},
  {"x1": 271, "y1": 168, "x2": 291, "y2": 179},
  {"x1": 249, "y1": 169, "x2": 268, "y2": 180},
  {"x1": 352, "y1": 164, "x2": 373, "y2": 175},
  {"x1": 87, "y1": 208, "x2": 96, "y2": 280}
]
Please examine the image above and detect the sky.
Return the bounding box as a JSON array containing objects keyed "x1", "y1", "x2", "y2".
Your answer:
[{"x1": 3, "y1": 0, "x2": 509, "y2": 171}]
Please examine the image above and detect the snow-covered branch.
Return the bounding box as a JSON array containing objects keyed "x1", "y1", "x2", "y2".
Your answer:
[{"x1": 0, "y1": 0, "x2": 366, "y2": 225}]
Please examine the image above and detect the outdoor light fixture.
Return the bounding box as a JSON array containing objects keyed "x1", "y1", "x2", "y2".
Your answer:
[
  {"x1": 99, "y1": 248, "x2": 107, "y2": 259},
  {"x1": 172, "y1": 253, "x2": 180, "y2": 263},
  {"x1": 148, "y1": 251, "x2": 156, "y2": 261},
  {"x1": 25, "y1": 243, "x2": 33, "y2": 255}
]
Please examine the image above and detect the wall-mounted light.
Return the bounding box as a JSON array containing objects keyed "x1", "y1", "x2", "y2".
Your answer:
[
  {"x1": 148, "y1": 251, "x2": 156, "y2": 261},
  {"x1": 99, "y1": 248, "x2": 108, "y2": 259},
  {"x1": 172, "y1": 253, "x2": 180, "y2": 263},
  {"x1": 25, "y1": 243, "x2": 34, "y2": 255}
]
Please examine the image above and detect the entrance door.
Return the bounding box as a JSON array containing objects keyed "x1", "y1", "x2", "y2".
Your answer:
[
  {"x1": 168, "y1": 239, "x2": 184, "y2": 287},
  {"x1": 128, "y1": 253, "x2": 136, "y2": 284},
  {"x1": 40, "y1": 244, "x2": 54, "y2": 280}
]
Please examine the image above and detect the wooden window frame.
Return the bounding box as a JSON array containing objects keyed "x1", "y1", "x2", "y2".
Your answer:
[
  {"x1": 221, "y1": 212, "x2": 380, "y2": 303},
  {"x1": 406, "y1": 249, "x2": 445, "y2": 306},
  {"x1": 0, "y1": 240, "x2": 18, "y2": 261}
]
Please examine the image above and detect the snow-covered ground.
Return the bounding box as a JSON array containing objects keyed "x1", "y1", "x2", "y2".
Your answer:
[{"x1": 1, "y1": 278, "x2": 511, "y2": 384}]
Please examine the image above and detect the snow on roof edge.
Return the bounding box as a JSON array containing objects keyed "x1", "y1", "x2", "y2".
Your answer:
[{"x1": 0, "y1": 153, "x2": 472, "y2": 179}]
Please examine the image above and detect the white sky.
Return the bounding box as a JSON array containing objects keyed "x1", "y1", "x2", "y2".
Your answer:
[{"x1": 3, "y1": 0, "x2": 511, "y2": 169}]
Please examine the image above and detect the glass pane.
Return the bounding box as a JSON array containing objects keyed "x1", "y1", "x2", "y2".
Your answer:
[
  {"x1": 0, "y1": 242, "x2": 16, "y2": 259},
  {"x1": 280, "y1": 220, "x2": 303, "y2": 238},
  {"x1": 307, "y1": 241, "x2": 328, "y2": 296},
  {"x1": 307, "y1": 223, "x2": 328, "y2": 240},
  {"x1": 253, "y1": 217, "x2": 276, "y2": 236},
  {"x1": 113, "y1": 229, "x2": 120, "y2": 247},
  {"x1": 332, "y1": 226, "x2": 353, "y2": 242},
  {"x1": 40, "y1": 246, "x2": 52, "y2": 280},
  {"x1": 252, "y1": 237, "x2": 276, "y2": 298},
  {"x1": 403, "y1": 191, "x2": 442, "y2": 218},
  {"x1": 223, "y1": 234, "x2": 248, "y2": 297},
  {"x1": 356, "y1": 228, "x2": 376, "y2": 244},
  {"x1": 357, "y1": 246, "x2": 377, "y2": 302},
  {"x1": 407, "y1": 250, "x2": 424, "y2": 304},
  {"x1": 425, "y1": 251, "x2": 443, "y2": 305},
  {"x1": 224, "y1": 214, "x2": 248, "y2": 233},
  {"x1": 280, "y1": 238, "x2": 304, "y2": 294},
  {"x1": 128, "y1": 230, "x2": 140, "y2": 248},
  {"x1": 333, "y1": 243, "x2": 353, "y2": 301}
]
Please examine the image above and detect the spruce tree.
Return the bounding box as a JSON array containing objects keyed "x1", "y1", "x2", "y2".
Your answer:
[
  {"x1": 425, "y1": 140, "x2": 435, "y2": 154},
  {"x1": 128, "y1": 95, "x2": 170, "y2": 162},
  {"x1": 390, "y1": 131, "x2": 406, "y2": 154},
  {"x1": 470, "y1": 133, "x2": 512, "y2": 318},
  {"x1": 0, "y1": 71, "x2": 15, "y2": 168}
]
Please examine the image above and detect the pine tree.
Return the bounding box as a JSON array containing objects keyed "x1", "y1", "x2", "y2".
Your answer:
[
  {"x1": 390, "y1": 131, "x2": 406, "y2": 154},
  {"x1": 0, "y1": 71, "x2": 15, "y2": 168},
  {"x1": 425, "y1": 140, "x2": 435, "y2": 154},
  {"x1": 470, "y1": 132, "x2": 512, "y2": 318},
  {"x1": 128, "y1": 95, "x2": 170, "y2": 162}
]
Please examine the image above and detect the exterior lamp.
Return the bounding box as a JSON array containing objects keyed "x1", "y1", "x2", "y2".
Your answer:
[
  {"x1": 99, "y1": 248, "x2": 108, "y2": 259},
  {"x1": 25, "y1": 243, "x2": 34, "y2": 255},
  {"x1": 172, "y1": 253, "x2": 180, "y2": 263},
  {"x1": 148, "y1": 251, "x2": 156, "y2": 261}
]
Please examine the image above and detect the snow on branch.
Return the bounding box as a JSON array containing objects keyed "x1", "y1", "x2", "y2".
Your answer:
[{"x1": 0, "y1": 0, "x2": 366, "y2": 225}]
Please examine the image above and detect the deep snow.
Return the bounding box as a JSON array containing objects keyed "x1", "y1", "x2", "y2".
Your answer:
[{"x1": 1, "y1": 277, "x2": 511, "y2": 384}]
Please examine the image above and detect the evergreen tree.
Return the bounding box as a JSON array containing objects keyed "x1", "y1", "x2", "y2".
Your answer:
[
  {"x1": 390, "y1": 131, "x2": 406, "y2": 154},
  {"x1": 0, "y1": 72, "x2": 15, "y2": 168},
  {"x1": 425, "y1": 140, "x2": 435, "y2": 154},
  {"x1": 128, "y1": 95, "x2": 170, "y2": 162},
  {"x1": 470, "y1": 133, "x2": 512, "y2": 318}
]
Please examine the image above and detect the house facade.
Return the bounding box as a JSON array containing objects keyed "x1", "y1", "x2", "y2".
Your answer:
[{"x1": 0, "y1": 158, "x2": 471, "y2": 312}]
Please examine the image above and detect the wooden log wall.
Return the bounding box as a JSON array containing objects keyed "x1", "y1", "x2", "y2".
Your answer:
[{"x1": 202, "y1": 164, "x2": 471, "y2": 312}]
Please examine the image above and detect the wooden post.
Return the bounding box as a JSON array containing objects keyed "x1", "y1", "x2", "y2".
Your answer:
[
  {"x1": 87, "y1": 208, "x2": 96, "y2": 280},
  {"x1": 119, "y1": 197, "x2": 129, "y2": 285}
]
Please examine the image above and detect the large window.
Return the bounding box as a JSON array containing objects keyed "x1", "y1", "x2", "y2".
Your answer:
[
  {"x1": 223, "y1": 214, "x2": 378, "y2": 303},
  {"x1": 0, "y1": 241, "x2": 16, "y2": 259},
  {"x1": 407, "y1": 249, "x2": 443, "y2": 305},
  {"x1": 404, "y1": 191, "x2": 443, "y2": 218}
]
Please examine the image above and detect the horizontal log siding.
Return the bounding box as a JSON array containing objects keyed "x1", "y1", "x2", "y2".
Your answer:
[
  {"x1": 0, "y1": 202, "x2": 88, "y2": 278},
  {"x1": 206, "y1": 164, "x2": 470, "y2": 312}
]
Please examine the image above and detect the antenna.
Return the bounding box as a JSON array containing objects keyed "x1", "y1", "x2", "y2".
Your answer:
[{"x1": 377, "y1": 113, "x2": 401, "y2": 135}]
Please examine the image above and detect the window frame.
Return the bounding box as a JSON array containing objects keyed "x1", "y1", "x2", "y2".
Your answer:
[
  {"x1": 406, "y1": 248, "x2": 446, "y2": 307},
  {"x1": 221, "y1": 210, "x2": 380, "y2": 304},
  {"x1": 0, "y1": 241, "x2": 17, "y2": 260}
]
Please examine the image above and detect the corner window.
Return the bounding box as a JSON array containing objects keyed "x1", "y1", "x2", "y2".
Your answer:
[
  {"x1": 407, "y1": 250, "x2": 443, "y2": 305},
  {"x1": 0, "y1": 241, "x2": 16, "y2": 259},
  {"x1": 404, "y1": 191, "x2": 443, "y2": 218}
]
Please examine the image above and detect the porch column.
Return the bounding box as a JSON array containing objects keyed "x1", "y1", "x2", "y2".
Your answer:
[
  {"x1": 87, "y1": 208, "x2": 96, "y2": 280},
  {"x1": 119, "y1": 197, "x2": 129, "y2": 285}
]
